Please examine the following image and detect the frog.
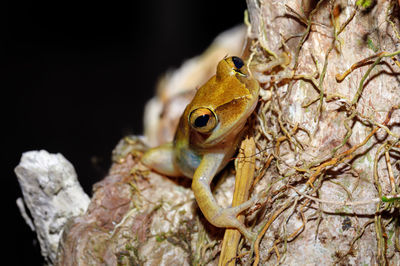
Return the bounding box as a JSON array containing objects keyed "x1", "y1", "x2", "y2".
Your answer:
[{"x1": 142, "y1": 56, "x2": 260, "y2": 240}]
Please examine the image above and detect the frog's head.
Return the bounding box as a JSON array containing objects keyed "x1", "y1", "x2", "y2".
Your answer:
[{"x1": 187, "y1": 56, "x2": 259, "y2": 147}]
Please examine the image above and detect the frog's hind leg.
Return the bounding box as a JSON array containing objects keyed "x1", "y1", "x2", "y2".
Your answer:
[{"x1": 142, "y1": 143, "x2": 182, "y2": 177}]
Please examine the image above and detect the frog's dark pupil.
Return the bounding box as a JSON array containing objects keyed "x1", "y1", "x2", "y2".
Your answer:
[
  {"x1": 194, "y1": 114, "x2": 210, "y2": 127},
  {"x1": 232, "y1": 56, "x2": 244, "y2": 69}
]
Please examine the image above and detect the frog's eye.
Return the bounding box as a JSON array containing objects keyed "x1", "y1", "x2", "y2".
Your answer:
[
  {"x1": 189, "y1": 108, "x2": 217, "y2": 133},
  {"x1": 232, "y1": 56, "x2": 244, "y2": 69}
]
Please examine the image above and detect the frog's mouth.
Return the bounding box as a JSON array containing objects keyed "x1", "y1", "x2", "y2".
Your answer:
[{"x1": 204, "y1": 122, "x2": 247, "y2": 147}]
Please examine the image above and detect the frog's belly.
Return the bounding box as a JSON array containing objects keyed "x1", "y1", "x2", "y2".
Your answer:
[
  {"x1": 175, "y1": 147, "x2": 201, "y2": 178},
  {"x1": 174, "y1": 146, "x2": 235, "y2": 179}
]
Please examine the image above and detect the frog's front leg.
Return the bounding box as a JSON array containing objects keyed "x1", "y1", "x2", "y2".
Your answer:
[
  {"x1": 192, "y1": 153, "x2": 257, "y2": 240},
  {"x1": 142, "y1": 143, "x2": 182, "y2": 177}
]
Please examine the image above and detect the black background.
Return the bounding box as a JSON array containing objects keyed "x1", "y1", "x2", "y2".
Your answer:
[{"x1": 5, "y1": 0, "x2": 247, "y2": 264}]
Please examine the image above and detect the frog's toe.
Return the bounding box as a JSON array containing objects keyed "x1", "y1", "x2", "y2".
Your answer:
[
  {"x1": 244, "y1": 230, "x2": 257, "y2": 243},
  {"x1": 227, "y1": 217, "x2": 255, "y2": 242},
  {"x1": 230, "y1": 196, "x2": 258, "y2": 215}
]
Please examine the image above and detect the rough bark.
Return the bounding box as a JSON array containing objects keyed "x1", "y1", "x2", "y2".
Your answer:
[{"x1": 244, "y1": 0, "x2": 399, "y2": 264}]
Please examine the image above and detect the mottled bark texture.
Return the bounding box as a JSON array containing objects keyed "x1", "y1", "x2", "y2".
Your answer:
[
  {"x1": 17, "y1": 0, "x2": 399, "y2": 265},
  {"x1": 244, "y1": 0, "x2": 399, "y2": 265}
]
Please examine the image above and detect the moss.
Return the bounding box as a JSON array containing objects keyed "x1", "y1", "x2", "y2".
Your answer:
[{"x1": 356, "y1": 0, "x2": 373, "y2": 8}]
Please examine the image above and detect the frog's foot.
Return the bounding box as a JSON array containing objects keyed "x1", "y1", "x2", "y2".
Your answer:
[{"x1": 212, "y1": 196, "x2": 258, "y2": 241}]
